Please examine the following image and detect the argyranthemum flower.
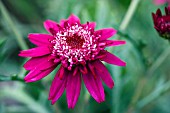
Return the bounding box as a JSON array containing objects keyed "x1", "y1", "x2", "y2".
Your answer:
[
  {"x1": 19, "y1": 14, "x2": 126, "y2": 108},
  {"x1": 152, "y1": 7, "x2": 170, "y2": 40}
]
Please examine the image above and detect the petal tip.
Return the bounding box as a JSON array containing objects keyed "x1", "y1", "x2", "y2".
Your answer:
[
  {"x1": 96, "y1": 98, "x2": 105, "y2": 103},
  {"x1": 18, "y1": 52, "x2": 29, "y2": 57},
  {"x1": 25, "y1": 80, "x2": 32, "y2": 83},
  {"x1": 122, "y1": 62, "x2": 126, "y2": 66},
  {"x1": 98, "y1": 28, "x2": 117, "y2": 41},
  {"x1": 107, "y1": 28, "x2": 117, "y2": 37},
  {"x1": 109, "y1": 82, "x2": 114, "y2": 89},
  {"x1": 68, "y1": 14, "x2": 80, "y2": 25},
  {"x1": 67, "y1": 103, "x2": 75, "y2": 109},
  {"x1": 48, "y1": 98, "x2": 50, "y2": 100},
  {"x1": 51, "y1": 101, "x2": 56, "y2": 105}
]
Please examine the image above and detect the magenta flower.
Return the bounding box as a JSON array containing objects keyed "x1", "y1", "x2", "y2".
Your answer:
[
  {"x1": 152, "y1": 7, "x2": 170, "y2": 40},
  {"x1": 19, "y1": 14, "x2": 126, "y2": 108}
]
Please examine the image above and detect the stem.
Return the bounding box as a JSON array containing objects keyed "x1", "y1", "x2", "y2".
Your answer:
[
  {"x1": 137, "y1": 80, "x2": 170, "y2": 108},
  {"x1": 80, "y1": 86, "x2": 90, "y2": 113},
  {"x1": 112, "y1": 67, "x2": 121, "y2": 113},
  {"x1": 0, "y1": 74, "x2": 24, "y2": 82},
  {"x1": 0, "y1": 1, "x2": 28, "y2": 50},
  {"x1": 126, "y1": 77, "x2": 146, "y2": 113},
  {"x1": 117, "y1": 31, "x2": 146, "y2": 71},
  {"x1": 126, "y1": 45, "x2": 170, "y2": 112},
  {"x1": 119, "y1": 0, "x2": 140, "y2": 31},
  {"x1": 18, "y1": 58, "x2": 29, "y2": 78},
  {"x1": 0, "y1": 1, "x2": 29, "y2": 79},
  {"x1": 53, "y1": 103, "x2": 62, "y2": 113},
  {"x1": 146, "y1": 46, "x2": 170, "y2": 77},
  {"x1": 110, "y1": 1, "x2": 141, "y2": 113}
]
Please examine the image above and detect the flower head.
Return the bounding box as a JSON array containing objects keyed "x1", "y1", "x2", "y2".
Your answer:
[
  {"x1": 152, "y1": 7, "x2": 170, "y2": 40},
  {"x1": 19, "y1": 14, "x2": 126, "y2": 108}
]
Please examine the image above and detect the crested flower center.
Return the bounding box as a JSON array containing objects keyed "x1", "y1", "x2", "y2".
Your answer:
[
  {"x1": 65, "y1": 34, "x2": 85, "y2": 49},
  {"x1": 50, "y1": 23, "x2": 102, "y2": 70}
]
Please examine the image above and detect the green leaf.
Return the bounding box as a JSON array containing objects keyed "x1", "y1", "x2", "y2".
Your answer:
[
  {"x1": 1, "y1": 87, "x2": 50, "y2": 113},
  {"x1": 0, "y1": 39, "x2": 7, "y2": 60}
]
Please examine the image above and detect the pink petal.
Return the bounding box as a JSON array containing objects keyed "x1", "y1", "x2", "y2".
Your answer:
[
  {"x1": 96, "y1": 28, "x2": 117, "y2": 41},
  {"x1": 24, "y1": 55, "x2": 48, "y2": 70},
  {"x1": 68, "y1": 14, "x2": 80, "y2": 25},
  {"x1": 66, "y1": 70, "x2": 81, "y2": 108},
  {"x1": 79, "y1": 65, "x2": 88, "y2": 75},
  {"x1": 60, "y1": 19, "x2": 67, "y2": 27},
  {"x1": 92, "y1": 60, "x2": 114, "y2": 89},
  {"x1": 88, "y1": 63, "x2": 97, "y2": 78},
  {"x1": 156, "y1": 9, "x2": 162, "y2": 16},
  {"x1": 102, "y1": 40, "x2": 126, "y2": 47},
  {"x1": 19, "y1": 46, "x2": 50, "y2": 57},
  {"x1": 99, "y1": 51, "x2": 126, "y2": 66},
  {"x1": 24, "y1": 69, "x2": 40, "y2": 81},
  {"x1": 25, "y1": 66, "x2": 55, "y2": 82},
  {"x1": 44, "y1": 20, "x2": 60, "y2": 35},
  {"x1": 82, "y1": 69, "x2": 105, "y2": 103},
  {"x1": 82, "y1": 22, "x2": 96, "y2": 30},
  {"x1": 87, "y1": 22, "x2": 96, "y2": 29},
  {"x1": 28, "y1": 33, "x2": 54, "y2": 46},
  {"x1": 35, "y1": 59, "x2": 56, "y2": 71},
  {"x1": 24, "y1": 61, "x2": 58, "y2": 81},
  {"x1": 49, "y1": 67, "x2": 67, "y2": 104},
  {"x1": 152, "y1": 13, "x2": 157, "y2": 25},
  {"x1": 165, "y1": 7, "x2": 170, "y2": 15}
]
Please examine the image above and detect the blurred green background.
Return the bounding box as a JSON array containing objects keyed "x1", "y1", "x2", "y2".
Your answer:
[{"x1": 0, "y1": 0, "x2": 170, "y2": 113}]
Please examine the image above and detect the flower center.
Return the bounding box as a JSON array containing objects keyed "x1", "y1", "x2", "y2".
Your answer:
[
  {"x1": 66, "y1": 34, "x2": 85, "y2": 49},
  {"x1": 50, "y1": 23, "x2": 102, "y2": 70}
]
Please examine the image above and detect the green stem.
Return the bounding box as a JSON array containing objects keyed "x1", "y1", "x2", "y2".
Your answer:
[
  {"x1": 111, "y1": 1, "x2": 141, "y2": 113},
  {"x1": 126, "y1": 77, "x2": 146, "y2": 113},
  {"x1": 126, "y1": 45, "x2": 170, "y2": 112},
  {"x1": 0, "y1": 75, "x2": 24, "y2": 82},
  {"x1": 80, "y1": 86, "x2": 90, "y2": 113},
  {"x1": 117, "y1": 31, "x2": 146, "y2": 71},
  {"x1": 0, "y1": 1, "x2": 29, "y2": 79},
  {"x1": 119, "y1": 0, "x2": 140, "y2": 31},
  {"x1": 137, "y1": 80, "x2": 170, "y2": 108},
  {"x1": 112, "y1": 67, "x2": 121, "y2": 113},
  {"x1": 146, "y1": 46, "x2": 170, "y2": 77},
  {"x1": 1, "y1": 88, "x2": 50, "y2": 113},
  {"x1": 18, "y1": 58, "x2": 29, "y2": 78},
  {"x1": 0, "y1": 1, "x2": 28, "y2": 50}
]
